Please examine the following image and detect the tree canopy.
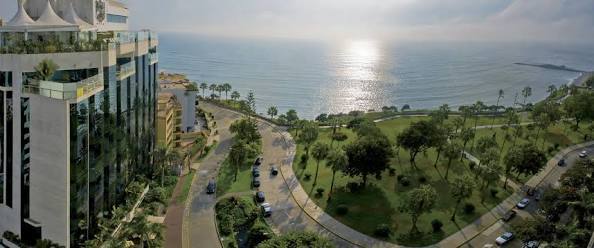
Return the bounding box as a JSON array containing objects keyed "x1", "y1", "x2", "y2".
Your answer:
[
  {"x1": 397, "y1": 120, "x2": 442, "y2": 166},
  {"x1": 344, "y1": 133, "x2": 393, "y2": 186}
]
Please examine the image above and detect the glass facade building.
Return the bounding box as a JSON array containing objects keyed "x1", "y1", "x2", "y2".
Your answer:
[{"x1": 0, "y1": 1, "x2": 159, "y2": 246}]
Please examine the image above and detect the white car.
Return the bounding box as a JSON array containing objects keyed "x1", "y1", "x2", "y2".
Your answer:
[
  {"x1": 517, "y1": 198, "x2": 530, "y2": 209},
  {"x1": 579, "y1": 150, "x2": 588, "y2": 158},
  {"x1": 495, "y1": 232, "x2": 514, "y2": 245},
  {"x1": 522, "y1": 241, "x2": 540, "y2": 248},
  {"x1": 261, "y1": 202, "x2": 272, "y2": 217}
]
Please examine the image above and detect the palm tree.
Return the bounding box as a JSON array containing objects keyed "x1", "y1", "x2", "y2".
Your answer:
[
  {"x1": 231, "y1": 91, "x2": 240, "y2": 101},
  {"x1": 450, "y1": 175, "x2": 474, "y2": 221},
  {"x1": 222, "y1": 83, "x2": 232, "y2": 100},
  {"x1": 311, "y1": 142, "x2": 330, "y2": 186},
  {"x1": 209, "y1": 84, "x2": 217, "y2": 96},
  {"x1": 267, "y1": 106, "x2": 278, "y2": 119},
  {"x1": 471, "y1": 101, "x2": 485, "y2": 149},
  {"x1": 326, "y1": 148, "x2": 348, "y2": 198},
  {"x1": 200, "y1": 83, "x2": 208, "y2": 97},
  {"x1": 521, "y1": 86, "x2": 532, "y2": 106},
  {"x1": 216, "y1": 85, "x2": 224, "y2": 98},
  {"x1": 444, "y1": 142, "x2": 462, "y2": 180},
  {"x1": 34, "y1": 59, "x2": 59, "y2": 80},
  {"x1": 491, "y1": 89, "x2": 504, "y2": 129},
  {"x1": 229, "y1": 141, "x2": 247, "y2": 181},
  {"x1": 152, "y1": 145, "x2": 168, "y2": 186}
]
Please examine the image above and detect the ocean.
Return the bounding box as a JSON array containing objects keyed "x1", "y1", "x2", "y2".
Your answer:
[{"x1": 158, "y1": 32, "x2": 594, "y2": 119}]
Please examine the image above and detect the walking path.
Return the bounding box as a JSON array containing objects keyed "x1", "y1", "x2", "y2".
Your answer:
[{"x1": 164, "y1": 174, "x2": 192, "y2": 248}]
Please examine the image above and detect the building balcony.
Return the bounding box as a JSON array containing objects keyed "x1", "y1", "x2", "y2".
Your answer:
[
  {"x1": 116, "y1": 61, "x2": 135, "y2": 80},
  {"x1": 149, "y1": 52, "x2": 158, "y2": 65},
  {"x1": 148, "y1": 31, "x2": 159, "y2": 48},
  {"x1": 0, "y1": 31, "x2": 113, "y2": 54},
  {"x1": 23, "y1": 73, "x2": 104, "y2": 101}
]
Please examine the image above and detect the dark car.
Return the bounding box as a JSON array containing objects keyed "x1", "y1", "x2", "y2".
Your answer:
[
  {"x1": 254, "y1": 157, "x2": 263, "y2": 166},
  {"x1": 255, "y1": 191, "x2": 265, "y2": 203},
  {"x1": 252, "y1": 177, "x2": 261, "y2": 187},
  {"x1": 252, "y1": 167, "x2": 260, "y2": 177},
  {"x1": 271, "y1": 166, "x2": 278, "y2": 176},
  {"x1": 526, "y1": 187, "x2": 536, "y2": 196},
  {"x1": 206, "y1": 180, "x2": 216, "y2": 194},
  {"x1": 502, "y1": 210, "x2": 517, "y2": 222},
  {"x1": 557, "y1": 159, "x2": 566, "y2": 166}
]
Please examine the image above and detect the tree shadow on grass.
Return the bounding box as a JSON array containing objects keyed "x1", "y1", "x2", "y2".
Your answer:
[{"x1": 324, "y1": 184, "x2": 396, "y2": 239}]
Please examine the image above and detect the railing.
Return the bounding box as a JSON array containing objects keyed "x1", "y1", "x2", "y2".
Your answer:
[
  {"x1": 23, "y1": 73, "x2": 104, "y2": 101},
  {"x1": 148, "y1": 52, "x2": 158, "y2": 65},
  {"x1": 116, "y1": 61, "x2": 136, "y2": 80}
]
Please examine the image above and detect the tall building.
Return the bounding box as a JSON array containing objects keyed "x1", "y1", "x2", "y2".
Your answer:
[{"x1": 0, "y1": 0, "x2": 158, "y2": 246}]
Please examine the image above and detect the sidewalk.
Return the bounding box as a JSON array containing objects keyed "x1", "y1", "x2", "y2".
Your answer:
[{"x1": 164, "y1": 174, "x2": 192, "y2": 248}]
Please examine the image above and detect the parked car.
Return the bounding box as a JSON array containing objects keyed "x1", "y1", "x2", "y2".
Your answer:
[
  {"x1": 526, "y1": 187, "x2": 536, "y2": 196},
  {"x1": 252, "y1": 167, "x2": 260, "y2": 177},
  {"x1": 557, "y1": 159, "x2": 566, "y2": 166},
  {"x1": 261, "y1": 202, "x2": 272, "y2": 217},
  {"x1": 254, "y1": 157, "x2": 263, "y2": 166},
  {"x1": 535, "y1": 190, "x2": 542, "y2": 201},
  {"x1": 579, "y1": 150, "x2": 588, "y2": 158},
  {"x1": 522, "y1": 241, "x2": 540, "y2": 248},
  {"x1": 252, "y1": 177, "x2": 261, "y2": 187},
  {"x1": 271, "y1": 166, "x2": 278, "y2": 176},
  {"x1": 495, "y1": 232, "x2": 514, "y2": 245},
  {"x1": 517, "y1": 198, "x2": 530, "y2": 209},
  {"x1": 206, "y1": 180, "x2": 216, "y2": 194},
  {"x1": 502, "y1": 210, "x2": 517, "y2": 222},
  {"x1": 255, "y1": 191, "x2": 265, "y2": 203}
]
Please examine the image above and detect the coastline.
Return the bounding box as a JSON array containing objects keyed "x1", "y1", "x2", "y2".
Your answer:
[{"x1": 572, "y1": 71, "x2": 594, "y2": 87}]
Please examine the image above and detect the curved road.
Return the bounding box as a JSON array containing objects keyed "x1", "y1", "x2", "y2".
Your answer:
[{"x1": 183, "y1": 102, "x2": 593, "y2": 248}]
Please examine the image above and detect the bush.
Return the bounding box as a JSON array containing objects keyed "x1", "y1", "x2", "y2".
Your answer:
[
  {"x1": 418, "y1": 176, "x2": 427, "y2": 183},
  {"x1": 336, "y1": 205, "x2": 349, "y2": 216},
  {"x1": 431, "y1": 219, "x2": 443, "y2": 232},
  {"x1": 374, "y1": 224, "x2": 392, "y2": 238},
  {"x1": 490, "y1": 188, "x2": 498, "y2": 198},
  {"x1": 300, "y1": 154, "x2": 309, "y2": 164},
  {"x1": 399, "y1": 177, "x2": 410, "y2": 187},
  {"x1": 397, "y1": 175, "x2": 405, "y2": 181},
  {"x1": 316, "y1": 188, "x2": 325, "y2": 197},
  {"x1": 389, "y1": 168, "x2": 396, "y2": 176},
  {"x1": 218, "y1": 215, "x2": 234, "y2": 236},
  {"x1": 347, "y1": 182, "x2": 360, "y2": 193},
  {"x1": 468, "y1": 161, "x2": 477, "y2": 171},
  {"x1": 463, "y1": 203, "x2": 475, "y2": 214},
  {"x1": 304, "y1": 173, "x2": 312, "y2": 181}
]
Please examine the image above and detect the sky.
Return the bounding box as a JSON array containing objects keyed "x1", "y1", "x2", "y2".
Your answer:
[{"x1": 1, "y1": 0, "x2": 594, "y2": 42}]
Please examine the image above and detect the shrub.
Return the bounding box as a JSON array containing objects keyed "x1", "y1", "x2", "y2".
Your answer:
[
  {"x1": 304, "y1": 173, "x2": 312, "y2": 181},
  {"x1": 397, "y1": 175, "x2": 405, "y2": 181},
  {"x1": 399, "y1": 177, "x2": 410, "y2": 187},
  {"x1": 347, "y1": 182, "x2": 360, "y2": 193},
  {"x1": 389, "y1": 168, "x2": 396, "y2": 176},
  {"x1": 374, "y1": 224, "x2": 392, "y2": 238},
  {"x1": 336, "y1": 205, "x2": 349, "y2": 216},
  {"x1": 463, "y1": 203, "x2": 475, "y2": 214},
  {"x1": 490, "y1": 188, "x2": 498, "y2": 198},
  {"x1": 468, "y1": 161, "x2": 477, "y2": 171},
  {"x1": 218, "y1": 215, "x2": 234, "y2": 236},
  {"x1": 316, "y1": 188, "x2": 325, "y2": 196},
  {"x1": 431, "y1": 219, "x2": 443, "y2": 232},
  {"x1": 418, "y1": 176, "x2": 427, "y2": 183},
  {"x1": 300, "y1": 154, "x2": 309, "y2": 164}
]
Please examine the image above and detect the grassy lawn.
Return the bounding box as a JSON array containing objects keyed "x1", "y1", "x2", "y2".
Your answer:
[
  {"x1": 293, "y1": 119, "x2": 513, "y2": 246},
  {"x1": 176, "y1": 171, "x2": 196, "y2": 204},
  {"x1": 216, "y1": 157, "x2": 256, "y2": 196},
  {"x1": 468, "y1": 122, "x2": 593, "y2": 183}
]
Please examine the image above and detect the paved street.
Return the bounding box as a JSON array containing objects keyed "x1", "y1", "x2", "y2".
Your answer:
[
  {"x1": 184, "y1": 104, "x2": 240, "y2": 248},
  {"x1": 464, "y1": 144, "x2": 594, "y2": 248}
]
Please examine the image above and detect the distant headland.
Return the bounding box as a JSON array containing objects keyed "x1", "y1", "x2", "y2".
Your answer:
[{"x1": 514, "y1": 63, "x2": 586, "y2": 73}]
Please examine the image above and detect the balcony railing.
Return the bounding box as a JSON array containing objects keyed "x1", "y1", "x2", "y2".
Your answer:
[
  {"x1": 116, "y1": 61, "x2": 136, "y2": 80},
  {"x1": 23, "y1": 73, "x2": 104, "y2": 101},
  {"x1": 148, "y1": 53, "x2": 158, "y2": 65},
  {"x1": 0, "y1": 31, "x2": 112, "y2": 54}
]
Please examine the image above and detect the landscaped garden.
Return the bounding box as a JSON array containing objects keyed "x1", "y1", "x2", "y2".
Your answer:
[
  {"x1": 292, "y1": 116, "x2": 514, "y2": 246},
  {"x1": 215, "y1": 196, "x2": 274, "y2": 248}
]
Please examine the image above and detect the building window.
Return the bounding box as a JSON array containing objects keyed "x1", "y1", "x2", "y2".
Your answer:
[
  {"x1": 0, "y1": 71, "x2": 11, "y2": 87},
  {"x1": 0, "y1": 91, "x2": 3, "y2": 204},
  {"x1": 107, "y1": 14, "x2": 127, "y2": 24}
]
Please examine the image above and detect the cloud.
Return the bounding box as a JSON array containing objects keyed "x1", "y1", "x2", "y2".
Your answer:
[{"x1": 1, "y1": 0, "x2": 593, "y2": 42}]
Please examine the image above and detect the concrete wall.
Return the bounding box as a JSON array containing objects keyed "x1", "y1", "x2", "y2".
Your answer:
[{"x1": 28, "y1": 95, "x2": 70, "y2": 246}]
